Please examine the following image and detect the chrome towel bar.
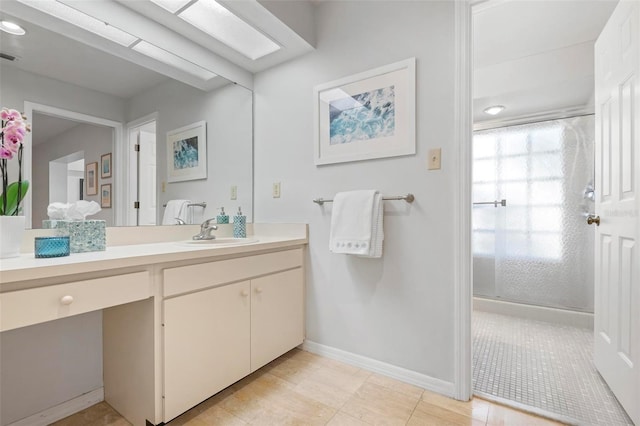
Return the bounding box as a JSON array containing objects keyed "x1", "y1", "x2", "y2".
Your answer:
[
  {"x1": 313, "y1": 193, "x2": 415, "y2": 206},
  {"x1": 473, "y1": 199, "x2": 507, "y2": 207},
  {"x1": 162, "y1": 202, "x2": 207, "y2": 208}
]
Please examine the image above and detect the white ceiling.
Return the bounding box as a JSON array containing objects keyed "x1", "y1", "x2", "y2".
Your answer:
[
  {"x1": 0, "y1": 0, "x2": 315, "y2": 95},
  {"x1": 473, "y1": 0, "x2": 618, "y2": 125},
  {"x1": 1, "y1": 20, "x2": 169, "y2": 99}
]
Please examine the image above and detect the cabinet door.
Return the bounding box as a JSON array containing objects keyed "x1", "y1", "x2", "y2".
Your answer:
[
  {"x1": 163, "y1": 281, "x2": 250, "y2": 422},
  {"x1": 251, "y1": 268, "x2": 304, "y2": 371}
]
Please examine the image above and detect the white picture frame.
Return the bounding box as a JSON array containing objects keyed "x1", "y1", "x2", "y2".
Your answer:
[
  {"x1": 166, "y1": 120, "x2": 207, "y2": 183},
  {"x1": 313, "y1": 58, "x2": 416, "y2": 165}
]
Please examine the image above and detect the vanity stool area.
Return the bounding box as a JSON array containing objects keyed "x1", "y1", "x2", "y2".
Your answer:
[{"x1": 0, "y1": 224, "x2": 307, "y2": 426}]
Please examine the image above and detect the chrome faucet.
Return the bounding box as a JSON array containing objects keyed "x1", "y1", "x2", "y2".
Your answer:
[
  {"x1": 193, "y1": 218, "x2": 218, "y2": 240},
  {"x1": 174, "y1": 218, "x2": 186, "y2": 225}
]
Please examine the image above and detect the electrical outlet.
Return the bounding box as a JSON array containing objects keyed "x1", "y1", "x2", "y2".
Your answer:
[
  {"x1": 230, "y1": 185, "x2": 237, "y2": 200},
  {"x1": 273, "y1": 182, "x2": 281, "y2": 198},
  {"x1": 428, "y1": 148, "x2": 442, "y2": 170},
  {"x1": 161, "y1": 181, "x2": 166, "y2": 193}
]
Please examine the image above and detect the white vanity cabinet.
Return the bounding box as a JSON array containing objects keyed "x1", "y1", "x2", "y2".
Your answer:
[
  {"x1": 0, "y1": 227, "x2": 307, "y2": 426},
  {"x1": 161, "y1": 248, "x2": 304, "y2": 422}
]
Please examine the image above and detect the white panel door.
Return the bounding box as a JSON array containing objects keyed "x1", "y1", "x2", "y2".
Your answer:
[
  {"x1": 138, "y1": 130, "x2": 157, "y2": 225},
  {"x1": 593, "y1": 2, "x2": 639, "y2": 424}
]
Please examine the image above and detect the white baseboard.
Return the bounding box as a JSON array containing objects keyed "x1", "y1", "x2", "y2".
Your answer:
[
  {"x1": 9, "y1": 388, "x2": 104, "y2": 426},
  {"x1": 302, "y1": 340, "x2": 454, "y2": 397},
  {"x1": 473, "y1": 297, "x2": 594, "y2": 329}
]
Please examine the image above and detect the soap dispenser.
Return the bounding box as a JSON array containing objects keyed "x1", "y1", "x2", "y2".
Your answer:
[
  {"x1": 233, "y1": 207, "x2": 246, "y2": 238},
  {"x1": 216, "y1": 207, "x2": 229, "y2": 224}
]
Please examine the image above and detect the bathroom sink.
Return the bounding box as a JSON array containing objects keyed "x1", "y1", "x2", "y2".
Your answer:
[{"x1": 179, "y1": 237, "x2": 259, "y2": 246}]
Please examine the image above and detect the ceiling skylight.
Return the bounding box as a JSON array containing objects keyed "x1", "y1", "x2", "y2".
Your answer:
[
  {"x1": 149, "y1": 0, "x2": 192, "y2": 14},
  {"x1": 16, "y1": 0, "x2": 138, "y2": 47},
  {"x1": 177, "y1": 0, "x2": 280, "y2": 60},
  {"x1": 132, "y1": 41, "x2": 217, "y2": 81}
]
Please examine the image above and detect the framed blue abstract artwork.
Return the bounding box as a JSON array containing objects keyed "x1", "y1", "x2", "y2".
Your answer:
[
  {"x1": 166, "y1": 120, "x2": 207, "y2": 182},
  {"x1": 313, "y1": 58, "x2": 416, "y2": 165}
]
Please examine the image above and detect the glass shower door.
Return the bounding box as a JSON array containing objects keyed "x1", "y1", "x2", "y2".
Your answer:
[{"x1": 472, "y1": 115, "x2": 595, "y2": 312}]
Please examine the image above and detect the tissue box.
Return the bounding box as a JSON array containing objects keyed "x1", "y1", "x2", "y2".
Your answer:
[{"x1": 42, "y1": 220, "x2": 106, "y2": 253}]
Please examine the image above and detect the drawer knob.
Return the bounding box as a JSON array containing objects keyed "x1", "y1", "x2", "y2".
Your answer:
[
  {"x1": 60, "y1": 295, "x2": 74, "y2": 305},
  {"x1": 255, "y1": 287, "x2": 263, "y2": 293},
  {"x1": 241, "y1": 290, "x2": 249, "y2": 297}
]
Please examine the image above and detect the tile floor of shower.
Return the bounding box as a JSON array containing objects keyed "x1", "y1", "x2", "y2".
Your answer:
[{"x1": 473, "y1": 309, "x2": 633, "y2": 426}]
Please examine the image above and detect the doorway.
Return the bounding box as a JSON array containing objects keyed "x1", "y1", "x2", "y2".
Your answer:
[
  {"x1": 23, "y1": 102, "x2": 124, "y2": 228},
  {"x1": 467, "y1": 1, "x2": 633, "y2": 424},
  {"x1": 126, "y1": 115, "x2": 157, "y2": 226}
]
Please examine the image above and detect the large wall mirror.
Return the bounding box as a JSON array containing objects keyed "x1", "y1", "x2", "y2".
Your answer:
[{"x1": 0, "y1": 8, "x2": 253, "y2": 229}]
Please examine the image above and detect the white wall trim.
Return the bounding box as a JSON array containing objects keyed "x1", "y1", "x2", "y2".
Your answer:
[
  {"x1": 302, "y1": 340, "x2": 455, "y2": 397},
  {"x1": 23, "y1": 102, "x2": 124, "y2": 227},
  {"x1": 453, "y1": 0, "x2": 473, "y2": 402},
  {"x1": 8, "y1": 387, "x2": 103, "y2": 426}
]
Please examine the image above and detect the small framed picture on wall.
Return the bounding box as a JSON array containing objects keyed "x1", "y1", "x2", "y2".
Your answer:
[
  {"x1": 86, "y1": 162, "x2": 98, "y2": 196},
  {"x1": 101, "y1": 153, "x2": 112, "y2": 179},
  {"x1": 101, "y1": 184, "x2": 112, "y2": 208}
]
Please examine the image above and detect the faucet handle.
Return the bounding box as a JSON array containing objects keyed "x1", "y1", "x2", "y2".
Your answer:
[{"x1": 201, "y1": 218, "x2": 218, "y2": 230}]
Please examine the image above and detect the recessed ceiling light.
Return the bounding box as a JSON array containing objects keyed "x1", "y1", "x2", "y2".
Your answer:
[
  {"x1": 484, "y1": 105, "x2": 506, "y2": 116},
  {"x1": 132, "y1": 41, "x2": 217, "y2": 81},
  {"x1": 178, "y1": 0, "x2": 280, "y2": 60},
  {"x1": 0, "y1": 20, "x2": 26, "y2": 36},
  {"x1": 150, "y1": 0, "x2": 192, "y2": 14},
  {"x1": 16, "y1": 0, "x2": 138, "y2": 47}
]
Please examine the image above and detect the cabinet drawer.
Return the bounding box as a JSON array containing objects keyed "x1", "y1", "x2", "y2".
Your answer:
[
  {"x1": 163, "y1": 248, "x2": 303, "y2": 297},
  {"x1": 0, "y1": 271, "x2": 151, "y2": 332}
]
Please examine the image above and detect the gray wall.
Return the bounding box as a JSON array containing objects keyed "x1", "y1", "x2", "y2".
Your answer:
[{"x1": 254, "y1": 1, "x2": 457, "y2": 382}]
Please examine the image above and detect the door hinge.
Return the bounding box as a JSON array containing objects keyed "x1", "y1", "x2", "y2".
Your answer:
[
  {"x1": 134, "y1": 201, "x2": 140, "y2": 209},
  {"x1": 135, "y1": 144, "x2": 140, "y2": 152}
]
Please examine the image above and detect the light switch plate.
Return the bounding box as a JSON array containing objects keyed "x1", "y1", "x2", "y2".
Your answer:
[
  {"x1": 230, "y1": 185, "x2": 237, "y2": 200},
  {"x1": 273, "y1": 182, "x2": 281, "y2": 198},
  {"x1": 428, "y1": 148, "x2": 441, "y2": 170}
]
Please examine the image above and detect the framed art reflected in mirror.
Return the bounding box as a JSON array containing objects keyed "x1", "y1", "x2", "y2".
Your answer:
[
  {"x1": 101, "y1": 153, "x2": 112, "y2": 179},
  {"x1": 86, "y1": 162, "x2": 98, "y2": 196},
  {"x1": 101, "y1": 184, "x2": 112, "y2": 208}
]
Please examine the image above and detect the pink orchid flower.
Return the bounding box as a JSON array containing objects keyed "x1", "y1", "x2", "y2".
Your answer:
[
  {"x1": 3, "y1": 120, "x2": 26, "y2": 135},
  {"x1": 3, "y1": 127, "x2": 25, "y2": 147},
  {"x1": 0, "y1": 108, "x2": 23, "y2": 122},
  {"x1": 0, "y1": 146, "x2": 14, "y2": 159}
]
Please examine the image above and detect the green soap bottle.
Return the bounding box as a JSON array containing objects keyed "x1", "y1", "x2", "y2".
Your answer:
[{"x1": 216, "y1": 207, "x2": 229, "y2": 224}]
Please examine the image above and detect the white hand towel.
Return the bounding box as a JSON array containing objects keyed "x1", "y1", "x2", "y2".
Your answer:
[
  {"x1": 330, "y1": 190, "x2": 384, "y2": 257},
  {"x1": 162, "y1": 200, "x2": 191, "y2": 225}
]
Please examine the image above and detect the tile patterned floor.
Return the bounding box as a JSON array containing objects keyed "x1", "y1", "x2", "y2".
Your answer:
[
  {"x1": 53, "y1": 348, "x2": 562, "y2": 426},
  {"x1": 473, "y1": 310, "x2": 633, "y2": 426}
]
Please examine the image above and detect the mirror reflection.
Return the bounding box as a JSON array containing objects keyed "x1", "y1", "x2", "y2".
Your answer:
[{"x1": 0, "y1": 15, "x2": 253, "y2": 229}]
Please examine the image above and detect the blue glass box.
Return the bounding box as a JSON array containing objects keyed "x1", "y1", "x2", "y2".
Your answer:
[
  {"x1": 35, "y1": 236, "x2": 70, "y2": 258},
  {"x1": 42, "y1": 220, "x2": 106, "y2": 253}
]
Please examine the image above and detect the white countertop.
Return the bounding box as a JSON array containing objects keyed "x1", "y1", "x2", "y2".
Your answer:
[{"x1": 1, "y1": 225, "x2": 307, "y2": 285}]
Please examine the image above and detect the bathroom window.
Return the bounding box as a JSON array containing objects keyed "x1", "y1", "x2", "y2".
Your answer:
[{"x1": 473, "y1": 123, "x2": 565, "y2": 261}]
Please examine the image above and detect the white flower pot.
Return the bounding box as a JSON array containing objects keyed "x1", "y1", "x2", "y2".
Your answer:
[{"x1": 0, "y1": 215, "x2": 26, "y2": 258}]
